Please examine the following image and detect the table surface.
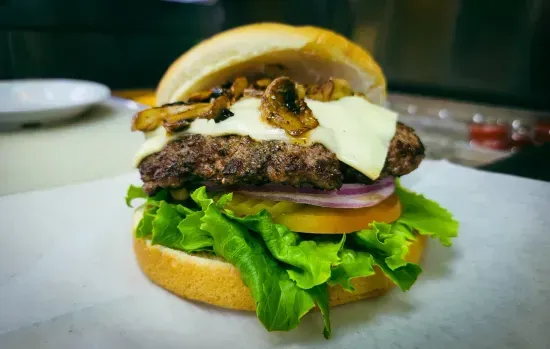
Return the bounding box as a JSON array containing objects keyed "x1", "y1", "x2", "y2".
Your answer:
[{"x1": 0, "y1": 96, "x2": 146, "y2": 196}]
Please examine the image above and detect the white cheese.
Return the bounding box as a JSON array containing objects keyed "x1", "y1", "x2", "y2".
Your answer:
[{"x1": 134, "y1": 96, "x2": 397, "y2": 180}]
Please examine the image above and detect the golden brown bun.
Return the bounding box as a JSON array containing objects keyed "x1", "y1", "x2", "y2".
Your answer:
[
  {"x1": 156, "y1": 22, "x2": 386, "y2": 106},
  {"x1": 132, "y1": 209, "x2": 427, "y2": 311}
]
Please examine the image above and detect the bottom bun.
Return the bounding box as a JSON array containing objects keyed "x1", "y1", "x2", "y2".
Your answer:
[{"x1": 133, "y1": 212, "x2": 427, "y2": 310}]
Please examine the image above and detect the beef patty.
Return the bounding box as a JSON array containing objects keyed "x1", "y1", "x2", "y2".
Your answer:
[{"x1": 138, "y1": 122, "x2": 424, "y2": 194}]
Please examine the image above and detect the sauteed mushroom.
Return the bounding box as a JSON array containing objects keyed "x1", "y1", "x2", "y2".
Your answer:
[
  {"x1": 260, "y1": 77, "x2": 319, "y2": 137},
  {"x1": 131, "y1": 102, "x2": 194, "y2": 132},
  {"x1": 132, "y1": 96, "x2": 233, "y2": 133},
  {"x1": 306, "y1": 78, "x2": 353, "y2": 102}
]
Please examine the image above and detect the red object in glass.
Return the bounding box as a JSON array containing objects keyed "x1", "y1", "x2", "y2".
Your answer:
[
  {"x1": 534, "y1": 121, "x2": 550, "y2": 144},
  {"x1": 468, "y1": 122, "x2": 511, "y2": 150}
]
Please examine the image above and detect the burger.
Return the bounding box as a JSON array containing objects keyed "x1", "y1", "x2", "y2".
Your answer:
[{"x1": 126, "y1": 23, "x2": 458, "y2": 338}]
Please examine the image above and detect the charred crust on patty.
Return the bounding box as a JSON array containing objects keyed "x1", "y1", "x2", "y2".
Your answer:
[{"x1": 383, "y1": 122, "x2": 425, "y2": 177}]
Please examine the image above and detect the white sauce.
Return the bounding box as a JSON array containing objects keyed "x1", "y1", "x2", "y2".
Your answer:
[{"x1": 134, "y1": 96, "x2": 397, "y2": 180}]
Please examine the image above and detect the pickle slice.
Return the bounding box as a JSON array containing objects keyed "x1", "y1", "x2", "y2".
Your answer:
[{"x1": 224, "y1": 193, "x2": 304, "y2": 217}]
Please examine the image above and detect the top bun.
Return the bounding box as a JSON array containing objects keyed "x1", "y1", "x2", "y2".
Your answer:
[{"x1": 156, "y1": 23, "x2": 386, "y2": 106}]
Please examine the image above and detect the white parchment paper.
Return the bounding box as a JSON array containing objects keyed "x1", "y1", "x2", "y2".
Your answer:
[
  {"x1": 1, "y1": 160, "x2": 549, "y2": 349},
  {"x1": 0, "y1": 98, "x2": 145, "y2": 196}
]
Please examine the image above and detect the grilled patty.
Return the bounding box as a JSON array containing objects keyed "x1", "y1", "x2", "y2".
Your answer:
[{"x1": 139, "y1": 122, "x2": 424, "y2": 194}]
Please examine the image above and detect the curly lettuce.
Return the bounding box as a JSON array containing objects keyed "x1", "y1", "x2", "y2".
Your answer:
[
  {"x1": 328, "y1": 249, "x2": 376, "y2": 292},
  {"x1": 126, "y1": 181, "x2": 459, "y2": 339},
  {"x1": 395, "y1": 181, "x2": 459, "y2": 246},
  {"x1": 193, "y1": 188, "x2": 332, "y2": 337},
  {"x1": 225, "y1": 210, "x2": 345, "y2": 289}
]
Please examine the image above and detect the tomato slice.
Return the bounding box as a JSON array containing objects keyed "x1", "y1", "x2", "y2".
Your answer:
[{"x1": 272, "y1": 193, "x2": 401, "y2": 234}]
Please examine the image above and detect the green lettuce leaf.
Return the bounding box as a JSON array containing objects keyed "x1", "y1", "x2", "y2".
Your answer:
[
  {"x1": 191, "y1": 187, "x2": 221, "y2": 211},
  {"x1": 328, "y1": 249, "x2": 376, "y2": 292},
  {"x1": 125, "y1": 185, "x2": 147, "y2": 207},
  {"x1": 308, "y1": 284, "x2": 332, "y2": 339},
  {"x1": 176, "y1": 211, "x2": 214, "y2": 251},
  {"x1": 149, "y1": 201, "x2": 213, "y2": 253},
  {"x1": 126, "y1": 185, "x2": 160, "y2": 238},
  {"x1": 371, "y1": 254, "x2": 422, "y2": 291},
  {"x1": 127, "y1": 185, "x2": 204, "y2": 247},
  {"x1": 396, "y1": 181, "x2": 459, "y2": 246},
  {"x1": 225, "y1": 210, "x2": 345, "y2": 289},
  {"x1": 340, "y1": 183, "x2": 457, "y2": 291},
  {"x1": 193, "y1": 187, "x2": 329, "y2": 333},
  {"x1": 151, "y1": 201, "x2": 183, "y2": 246},
  {"x1": 136, "y1": 206, "x2": 157, "y2": 238},
  {"x1": 354, "y1": 222, "x2": 411, "y2": 270},
  {"x1": 353, "y1": 222, "x2": 423, "y2": 291}
]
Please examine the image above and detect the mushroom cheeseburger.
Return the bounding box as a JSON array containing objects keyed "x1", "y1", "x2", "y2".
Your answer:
[{"x1": 126, "y1": 23, "x2": 458, "y2": 338}]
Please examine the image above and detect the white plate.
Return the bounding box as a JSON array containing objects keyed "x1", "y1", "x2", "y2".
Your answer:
[{"x1": 0, "y1": 79, "x2": 111, "y2": 128}]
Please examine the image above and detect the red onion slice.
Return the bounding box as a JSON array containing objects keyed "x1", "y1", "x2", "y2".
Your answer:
[
  {"x1": 207, "y1": 178, "x2": 396, "y2": 208},
  {"x1": 205, "y1": 177, "x2": 394, "y2": 196}
]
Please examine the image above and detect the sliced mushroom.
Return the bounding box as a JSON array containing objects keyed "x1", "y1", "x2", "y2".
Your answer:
[
  {"x1": 255, "y1": 78, "x2": 272, "y2": 89},
  {"x1": 163, "y1": 103, "x2": 210, "y2": 132},
  {"x1": 131, "y1": 108, "x2": 161, "y2": 132},
  {"x1": 187, "y1": 90, "x2": 213, "y2": 103},
  {"x1": 187, "y1": 77, "x2": 248, "y2": 104},
  {"x1": 306, "y1": 78, "x2": 353, "y2": 102},
  {"x1": 295, "y1": 83, "x2": 306, "y2": 100},
  {"x1": 132, "y1": 95, "x2": 235, "y2": 133},
  {"x1": 188, "y1": 87, "x2": 227, "y2": 103},
  {"x1": 207, "y1": 95, "x2": 233, "y2": 121},
  {"x1": 260, "y1": 77, "x2": 319, "y2": 137},
  {"x1": 243, "y1": 88, "x2": 264, "y2": 98},
  {"x1": 214, "y1": 108, "x2": 235, "y2": 123},
  {"x1": 330, "y1": 78, "x2": 354, "y2": 100},
  {"x1": 163, "y1": 95, "x2": 233, "y2": 132},
  {"x1": 131, "y1": 102, "x2": 192, "y2": 132},
  {"x1": 240, "y1": 78, "x2": 272, "y2": 99},
  {"x1": 230, "y1": 77, "x2": 248, "y2": 101}
]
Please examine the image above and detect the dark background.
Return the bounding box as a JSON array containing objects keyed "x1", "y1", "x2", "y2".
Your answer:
[{"x1": 1, "y1": 0, "x2": 549, "y2": 111}]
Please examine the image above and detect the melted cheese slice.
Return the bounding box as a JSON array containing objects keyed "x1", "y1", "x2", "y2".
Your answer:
[{"x1": 134, "y1": 96, "x2": 397, "y2": 180}]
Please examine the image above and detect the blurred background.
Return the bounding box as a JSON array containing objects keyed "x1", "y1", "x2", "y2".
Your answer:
[{"x1": 1, "y1": 0, "x2": 549, "y2": 166}]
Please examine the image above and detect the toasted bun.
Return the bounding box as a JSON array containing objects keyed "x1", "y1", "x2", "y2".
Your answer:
[
  {"x1": 156, "y1": 23, "x2": 386, "y2": 106},
  {"x1": 132, "y1": 208, "x2": 427, "y2": 310}
]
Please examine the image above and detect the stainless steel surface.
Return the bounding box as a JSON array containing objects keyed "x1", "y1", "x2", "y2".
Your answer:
[{"x1": 386, "y1": 93, "x2": 550, "y2": 167}]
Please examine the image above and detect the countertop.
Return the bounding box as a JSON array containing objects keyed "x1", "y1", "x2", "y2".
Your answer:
[{"x1": 0, "y1": 97, "x2": 146, "y2": 196}]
